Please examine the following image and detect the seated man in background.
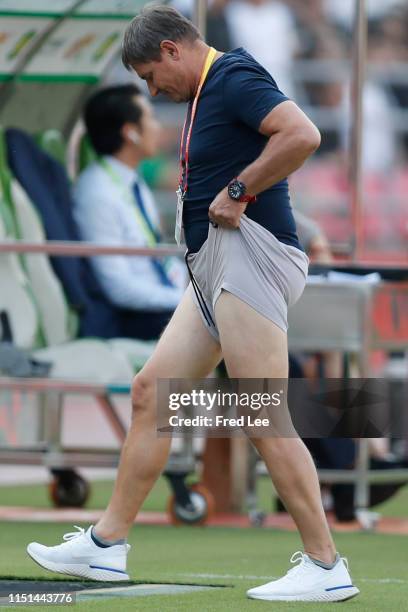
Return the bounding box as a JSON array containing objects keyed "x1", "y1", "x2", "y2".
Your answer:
[
  {"x1": 293, "y1": 208, "x2": 333, "y2": 264},
  {"x1": 74, "y1": 85, "x2": 185, "y2": 340}
]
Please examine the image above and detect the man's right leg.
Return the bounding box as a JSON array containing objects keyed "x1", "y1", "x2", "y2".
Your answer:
[
  {"x1": 214, "y1": 291, "x2": 359, "y2": 602},
  {"x1": 95, "y1": 288, "x2": 222, "y2": 541}
]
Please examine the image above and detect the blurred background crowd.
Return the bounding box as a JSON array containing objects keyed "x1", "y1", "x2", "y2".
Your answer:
[{"x1": 104, "y1": 0, "x2": 408, "y2": 262}]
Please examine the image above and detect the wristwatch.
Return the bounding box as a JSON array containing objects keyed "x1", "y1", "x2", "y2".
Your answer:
[{"x1": 228, "y1": 178, "x2": 256, "y2": 203}]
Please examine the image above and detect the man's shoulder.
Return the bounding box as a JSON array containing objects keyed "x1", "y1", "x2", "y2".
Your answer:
[{"x1": 217, "y1": 48, "x2": 273, "y2": 82}]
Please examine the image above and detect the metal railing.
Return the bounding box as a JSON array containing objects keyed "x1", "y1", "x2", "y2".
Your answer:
[{"x1": 0, "y1": 240, "x2": 183, "y2": 257}]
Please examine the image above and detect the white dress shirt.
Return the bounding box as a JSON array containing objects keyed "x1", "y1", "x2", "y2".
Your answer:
[{"x1": 73, "y1": 156, "x2": 185, "y2": 311}]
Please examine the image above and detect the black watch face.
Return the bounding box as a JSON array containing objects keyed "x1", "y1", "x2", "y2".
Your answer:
[{"x1": 228, "y1": 180, "x2": 245, "y2": 200}]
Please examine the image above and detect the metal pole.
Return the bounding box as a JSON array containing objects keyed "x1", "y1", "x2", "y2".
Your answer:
[
  {"x1": 354, "y1": 438, "x2": 371, "y2": 521},
  {"x1": 194, "y1": 0, "x2": 207, "y2": 41},
  {"x1": 350, "y1": 0, "x2": 368, "y2": 261},
  {"x1": 351, "y1": 2, "x2": 370, "y2": 523}
]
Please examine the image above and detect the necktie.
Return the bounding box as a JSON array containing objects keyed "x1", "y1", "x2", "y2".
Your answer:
[{"x1": 132, "y1": 181, "x2": 174, "y2": 288}]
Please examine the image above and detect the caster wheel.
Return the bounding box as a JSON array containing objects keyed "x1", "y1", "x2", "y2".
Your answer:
[
  {"x1": 167, "y1": 483, "x2": 215, "y2": 525},
  {"x1": 249, "y1": 510, "x2": 266, "y2": 527},
  {"x1": 355, "y1": 509, "x2": 381, "y2": 531},
  {"x1": 49, "y1": 470, "x2": 90, "y2": 508}
]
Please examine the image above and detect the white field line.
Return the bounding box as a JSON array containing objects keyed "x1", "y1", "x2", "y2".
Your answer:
[{"x1": 175, "y1": 572, "x2": 408, "y2": 585}]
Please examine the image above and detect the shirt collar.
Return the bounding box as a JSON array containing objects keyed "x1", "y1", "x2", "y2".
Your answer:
[{"x1": 104, "y1": 155, "x2": 139, "y2": 187}]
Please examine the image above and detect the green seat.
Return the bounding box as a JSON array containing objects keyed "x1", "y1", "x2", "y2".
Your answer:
[
  {"x1": 0, "y1": 125, "x2": 19, "y2": 237},
  {"x1": 0, "y1": 192, "x2": 16, "y2": 239},
  {"x1": 78, "y1": 133, "x2": 98, "y2": 172},
  {"x1": 139, "y1": 156, "x2": 169, "y2": 189},
  {"x1": 36, "y1": 129, "x2": 66, "y2": 165},
  {"x1": 0, "y1": 127, "x2": 155, "y2": 372}
]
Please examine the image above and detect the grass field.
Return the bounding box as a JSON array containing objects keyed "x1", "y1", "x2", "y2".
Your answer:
[{"x1": 0, "y1": 477, "x2": 407, "y2": 611}]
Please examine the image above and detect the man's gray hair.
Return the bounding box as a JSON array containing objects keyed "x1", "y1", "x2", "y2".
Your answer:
[{"x1": 122, "y1": 4, "x2": 201, "y2": 68}]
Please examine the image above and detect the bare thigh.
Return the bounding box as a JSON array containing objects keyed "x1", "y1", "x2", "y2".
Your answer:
[
  {"x1": 214, "y1": 290, "x2": 288, "y2": 378},
  {"x1": 215, "y1": 291, "x2": 294, "y2": 436},
  {"x1": 140, "y1": 286, "x2": 222, "y2": 381}
]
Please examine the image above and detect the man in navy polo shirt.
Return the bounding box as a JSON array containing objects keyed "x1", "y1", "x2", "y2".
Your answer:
[{"x1": 27, "y1": 5, "x2": 359, "y2": 603}]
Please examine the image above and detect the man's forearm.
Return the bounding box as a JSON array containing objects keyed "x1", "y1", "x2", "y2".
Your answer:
[{"x1": 237, "y1": 129, "x2": 319, "y2": 197}]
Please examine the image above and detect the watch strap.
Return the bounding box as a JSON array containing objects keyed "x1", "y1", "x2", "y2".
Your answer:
[{"x1": 239, "y1": 193, "x2": 257, "y2": 203}]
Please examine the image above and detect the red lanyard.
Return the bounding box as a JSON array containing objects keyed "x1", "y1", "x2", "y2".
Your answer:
[{"x1": 178, "y1": 47, "x2": 217, "y2": 197}]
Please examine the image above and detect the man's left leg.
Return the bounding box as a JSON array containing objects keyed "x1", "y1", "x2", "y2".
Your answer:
[{"x1": 215, "y1": 291, "x2": 359, "y2": 602}]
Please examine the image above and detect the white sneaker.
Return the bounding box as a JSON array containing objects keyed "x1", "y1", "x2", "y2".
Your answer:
[
  {"x1": 247, "y1": 551, "x2": 360, "y2": 602},
  {"x1": 27, "y1": 525, "x2": 130, "y2": 582}
]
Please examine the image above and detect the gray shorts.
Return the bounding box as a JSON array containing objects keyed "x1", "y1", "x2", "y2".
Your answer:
[{"x1": 185, "y1": 214, "x2": 309, "y2": 342}]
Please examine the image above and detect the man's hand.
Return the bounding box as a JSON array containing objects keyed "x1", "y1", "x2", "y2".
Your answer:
[{"x1": 208, "y1": 187, "x2": 248, "y2": 228}]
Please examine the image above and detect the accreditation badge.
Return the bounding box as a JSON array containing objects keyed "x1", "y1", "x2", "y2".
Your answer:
[{"x1": 175, "y1": 187, "x2": 184, "y2": 246}]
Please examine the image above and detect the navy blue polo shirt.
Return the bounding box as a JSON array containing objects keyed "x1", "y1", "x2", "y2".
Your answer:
[{"x1": 181, "y1": 47, "x2": 303, "y2": 253}]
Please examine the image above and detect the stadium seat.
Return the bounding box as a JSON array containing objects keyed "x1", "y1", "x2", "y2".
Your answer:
[
  {"x1": 0, "y1": 194, "x2": 133, "y2": 383},
  {"x1": 78, "y1": 132, "x2": 97, "y2": 172},
  {"x1": 0, "y1": 125, "x2": 157, "y2": 373},
  {"x1": 10, "y1": 179, "x2": 78, "y2": 346},
  {"x1": 0, "y1": 194, "x2": 39, "y2": 348},
  {"x1": 4, "y1": 127, "x2": 139, "y2": 340},
  {"x1": 7, "y1": 178, "x2": 156, "y2": 373},
  {"x1": 35, "y1": 129, "x2": 67, "y2": 165},
  {"x1": 0, "y1": 126, "x2": 18, "y2": 237}
]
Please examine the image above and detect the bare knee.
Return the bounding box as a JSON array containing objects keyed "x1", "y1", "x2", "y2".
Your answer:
[{"x1": 131, "y1": 372, "x2": 155, "y2": 418}]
